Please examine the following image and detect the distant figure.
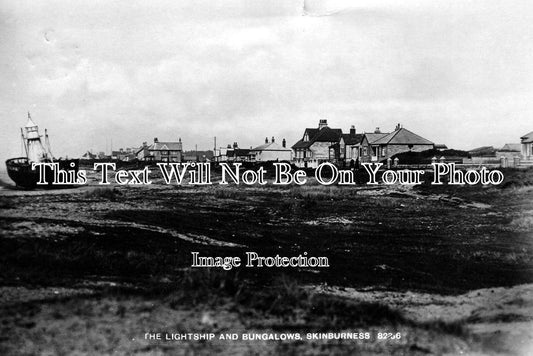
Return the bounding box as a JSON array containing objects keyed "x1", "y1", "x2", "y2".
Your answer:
[
  {"x1": 349, "y1": 159, "x2": 355, "y2": 169},
  {"x1": 355, "y1": 157, "x2": 360, "y2": 170}
]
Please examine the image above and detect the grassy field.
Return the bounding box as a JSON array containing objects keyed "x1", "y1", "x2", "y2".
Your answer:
[{"x1": 0, "y1": 168, "x2": 532, "y2": 354}]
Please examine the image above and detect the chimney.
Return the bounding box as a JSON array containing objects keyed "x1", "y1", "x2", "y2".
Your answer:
[
  {"x1": 318, "y1": 119, "x2": 328, "y2": 129},
  {"x1": 265, "y1": 137, "x2": 269, "y2": 144},
  {"x1": 233, "y1": 142, "x2": 238, "y2": 149},
  {"x1": 374, "y1": 127, "x2": 381, "y2": 134},
  {"x1": 154, "y1": 137, "x2": 158, "y2": 143},
  {"x1": 282, "y1": 138, "x2": 286, "y2": 148},
  {"x1": 350, "y1": 125, "x2": 356, "y2": 137},
  {"x1": 142, "y1": 141, "x2": 147, "y2": 147},
  {"x1": 227, "y1": 144, "x2": 231, "y2": 148},
  {"x1": 395, "y1": 123, "x2": 402, "y2": 131},
  {"x1": 271, "y1": 136, "x2": 275, "y2": 143}
]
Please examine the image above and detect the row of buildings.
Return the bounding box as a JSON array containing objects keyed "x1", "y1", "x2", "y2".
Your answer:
[
  {"x1": 81, "y1": 120, "x2": 533, "y2": 168},
  {"x1": 212, "y1": 137, "x2": 291, "y2": 163},
  {"x1": 211, "y1": 119, "x2": 437, "y2": 168},
  {"x1": 467, "y1": 132, "x2": 533, "y2": 166},
  {"x1": 81, "y1": 148, "x2": 138, "y2": 161},
  {"x1": 291, "y1": 120, "x2": 435, "y2": 168}
]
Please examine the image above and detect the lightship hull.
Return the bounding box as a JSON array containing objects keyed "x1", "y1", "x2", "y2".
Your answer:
[{"x1": 5, "y1": 157, "x2": 79, "y2": 189}]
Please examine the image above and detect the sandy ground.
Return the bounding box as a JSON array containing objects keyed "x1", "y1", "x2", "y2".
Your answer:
[
  {"x1": 313, "y1": 283, "x2": 533, "y2": 355},
  {"x1": 0, "y1": 282, "x2": 532, "y2": 355}
]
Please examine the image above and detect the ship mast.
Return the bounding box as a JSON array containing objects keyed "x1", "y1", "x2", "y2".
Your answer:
[
  {"x1": 20, "y1": 127, "x2": 28, "y2": 157},
  {"x1": 24, "y1": 112, "x2": 51, "y2": 163},
  {"x1": 44, "y1": 129, "x2": 55, "y2": 161}
]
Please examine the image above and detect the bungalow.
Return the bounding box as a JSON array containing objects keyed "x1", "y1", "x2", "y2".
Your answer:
[
  {"x1": 292, "y1": 119, "x2": 343, "y2": 168},
  {"x1": 136, "y1": 137, "x2": 183, "y2": 162},
  {"x1": 361, "y1": 125, "x2": 434, "y2": 162},
  {"x1": 496, "y1": 143, "x2": 521, "y2": 161},
  {"x1": 521, "y1": 131, "x2": 533, "y2": 159},
  {"x1": 501, "y1": 143, "x2": 521, "y2": 151},
  {"x1": 359, "y1": 128, "x2": 389, "y2": 162},
  {"x1": 251, "y1": 137, "x2": 292, "y2": 162}
]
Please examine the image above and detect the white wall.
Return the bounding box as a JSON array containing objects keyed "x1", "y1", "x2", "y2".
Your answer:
[{"x1": 255, "y1": 150, "x2": 292, "y2": 162}]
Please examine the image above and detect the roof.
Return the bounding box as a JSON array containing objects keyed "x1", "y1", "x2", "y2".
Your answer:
[
  {"x1": 25, "y1": 116, "x2": 38, "y2": 128},
  {"x1": 252, "y1": 141, "x2": 291, "y2": 152},
  {"x1": 500, "y1": 143, "x2": 521, "y2": 151},
  {"x1": 148, "y1": 141, "x2": 183, "y2": 151},
  {"x1": 314, "y1": 127, "x2": 343, "y2": 142},
  {"x1": 371, "y1": 128, "x2": 433, "y2": 146},
  {"x1": 292, "y1": 140, "x2": 312, "y2": 149},
  {"x1": 521, "y1": 131, "x2": 533, "y2": 143},
  {"x1": 81, "y1": 151, "x2": 96, "y2": 159},
  {"x1": 292, "y1": 126, "x2": 343, "y2": 149},
  {"x1": 304, "y1": 128, "x2": 319, "y2": 139},
  {"x1": 469, "y1": 146, "x2": 494, "y2": 153},
  {"x1": 468, "y1": 146, "x2": 496, "y2": 156},
  {"x1": 341, "y1": 133, "x2": 364, "y2": 145},
  {"x1": 363, "y1": 132, "x2": 389, "y2": 144}
]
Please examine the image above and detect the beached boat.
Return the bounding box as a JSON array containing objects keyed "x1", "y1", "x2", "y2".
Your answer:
[{"x1": 5, "y1": 113, "x2": 79, "y2": 189}]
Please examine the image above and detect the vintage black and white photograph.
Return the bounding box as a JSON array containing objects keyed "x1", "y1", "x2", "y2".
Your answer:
[{"x1": 1, "y1": 0, "x2": 533, "y2": 355}]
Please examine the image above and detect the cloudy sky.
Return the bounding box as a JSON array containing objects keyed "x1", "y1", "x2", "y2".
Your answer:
[{"x1": 1, "y1": 0, "x2": 532, "y2": 162}]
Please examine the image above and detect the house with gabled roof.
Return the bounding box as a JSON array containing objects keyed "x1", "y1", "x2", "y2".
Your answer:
[
  {"x1": 521, "y1": 131, "x2": 533, "y2": 159},
  {"x1": 361, "y1": 124, "x2": 434, "y2": 162},
  {"x1": 252, "y1": 137, "x2": 292, "y2": 162},
  {"x1": 495, "y1": 143, "x2": 521, "y2": 161},
  {"x1": 136, "y1": 137, "x2": 183, "y2": 162},
  {"x1": 501, "y1": 143, "x2": 521, "y2": 152},
  {"x1": 292, "y1": 119, "x2": 343, "y2": 168}
]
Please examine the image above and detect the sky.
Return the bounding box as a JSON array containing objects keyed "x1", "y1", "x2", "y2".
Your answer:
[{"x1": 1, "y1": 0, "x2": 532, "y2": 163}]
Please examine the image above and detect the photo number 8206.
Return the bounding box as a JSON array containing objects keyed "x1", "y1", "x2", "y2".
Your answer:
[{"x1": 377, "y1": 332, "x2": 402, "y2": 340}]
